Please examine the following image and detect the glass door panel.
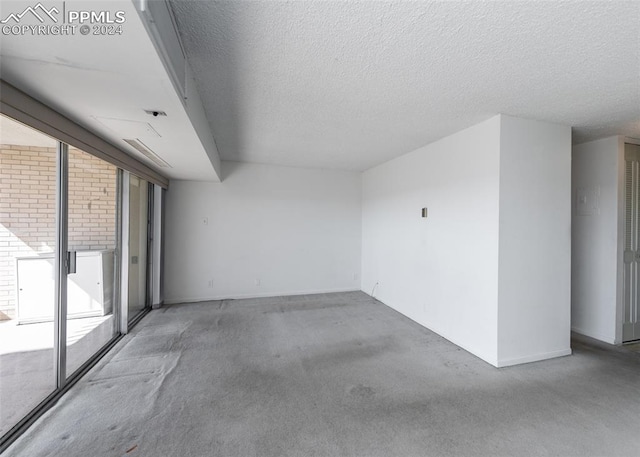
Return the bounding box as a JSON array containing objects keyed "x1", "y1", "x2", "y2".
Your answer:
[
  {"x1": 128, "y1": 176, "x2": 149, "y2": 321},
  {"x1": 0, "y1": 114, "x2": 58, "y2": 434},
  {"x1": 65, "y1": 148, "x2": 119, "y2": 376}
]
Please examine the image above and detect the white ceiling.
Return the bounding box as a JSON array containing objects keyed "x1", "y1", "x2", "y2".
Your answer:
[
  {"x1": 0, "y1": 0, "x2": 220, "y2": 181},
  {"x1": 170, "y1": 0, "x2": 640, "y2": 172}
]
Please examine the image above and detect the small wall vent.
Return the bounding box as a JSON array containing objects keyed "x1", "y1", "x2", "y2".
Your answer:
[{"x1": 123, "y1": 139, "x2": 171, "y2": 168}]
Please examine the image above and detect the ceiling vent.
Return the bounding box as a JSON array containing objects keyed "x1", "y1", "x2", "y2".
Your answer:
[
  {"x1": 144, "y1": 109, "x2": 167, "y2": 117},
  {"x1": 123, "y1": 138, "x2": 171, "y2": 168}
]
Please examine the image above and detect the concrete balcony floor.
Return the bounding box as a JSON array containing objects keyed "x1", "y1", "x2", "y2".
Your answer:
[{"x1": 0, "y1": 315, "x2": 114, "y2": 436}]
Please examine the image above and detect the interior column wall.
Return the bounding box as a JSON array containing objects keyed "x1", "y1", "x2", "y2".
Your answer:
[
  {"x1": 496, "y1": 115, "x2": 572, "y2": 366},
  {"x1": 361, "y1": 114, "x2": 572, "y2": 367}
]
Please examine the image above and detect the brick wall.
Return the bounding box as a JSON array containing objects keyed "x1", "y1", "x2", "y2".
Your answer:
[{"x1": 0, "y1": 145, "x2": 117, "y2": 320}]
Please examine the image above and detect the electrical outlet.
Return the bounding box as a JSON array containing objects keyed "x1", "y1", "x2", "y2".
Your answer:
[
  {"x1": 208, "y1": 279, "x2": 214, "y2": 288},
  {"x1": 353, "y1": 273, "x2": 358, "y2": 281},
  {"x1": 255, "y1": 279, "x2": 261, "y2": 286},
  {"x1": 202, "y1": 217, "x2": 209, "y2": 226}
]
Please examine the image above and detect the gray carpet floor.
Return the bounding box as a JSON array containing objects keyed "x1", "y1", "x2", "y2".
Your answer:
[{"x1": 4, "y1": 291, "x2": 640, "y2": 457}]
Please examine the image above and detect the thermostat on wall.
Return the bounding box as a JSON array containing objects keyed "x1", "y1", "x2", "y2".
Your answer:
[{"x1": 576, "y1": 186, "x2": 599, "y2": 216}]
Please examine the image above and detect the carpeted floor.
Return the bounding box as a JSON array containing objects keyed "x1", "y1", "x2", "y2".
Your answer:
[{"x1": 4, "y1": 291, "x2": 640, "y2": 456}]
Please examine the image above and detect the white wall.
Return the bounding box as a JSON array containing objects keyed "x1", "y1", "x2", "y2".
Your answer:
[
  {"x1": 362, "y1": 114, "x2": 572, "y2": 367},
  {"x1": 164, "y1": 162, "x2": 361, "y2": 303},
  {"x1": 571, "y1": 136, "x2": 624, "y2": 344},
  {"x1": 362, "y1": 116, "x2": 502, "y2": 365},
  {"x1": 166, "y1": 114, "x2": 573, "y2": 367},
  {"x1": 497, "y1": 116, "x2": 572, "y2": 366}
]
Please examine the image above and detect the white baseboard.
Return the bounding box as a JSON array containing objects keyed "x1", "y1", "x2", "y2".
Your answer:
[
  {"x1": 571, "y1": 326, "x2": 616, "y2": 345},
  {"x1": 360, "y1": 289, "x2": 500, "y2": 367},
  {"x1": 361, "y1": 289, "x2": 575, "y2": 368},
  {"x1": 164, "y1": 288, "x2": 360, "y2": 305},
  {"x1": 496, "y1": 348, "x2": 572, "y2": 368}
]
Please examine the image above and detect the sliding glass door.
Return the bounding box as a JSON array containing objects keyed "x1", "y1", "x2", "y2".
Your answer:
[
  {"x1": 65, "y1": 148, "x2": 120, "y2": 376},
  {"x1": 0, "y1": 115, "x2": 58, "y2": 436},
  {"x1": 0, "y1": 114, "x2": 157, "y2": 443},
  {"x1": 127, "y1": 176, "x2": 150, "y2": 321}
]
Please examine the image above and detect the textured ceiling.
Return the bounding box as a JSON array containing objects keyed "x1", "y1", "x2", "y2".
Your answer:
[{"x1": 171, "y1": 0, "x2": 640, "y2": 171}]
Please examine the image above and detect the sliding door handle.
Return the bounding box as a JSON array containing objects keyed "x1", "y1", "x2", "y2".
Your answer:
[{"x1": 67, "y1": 251, "x2": 77, "y2": 274}]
